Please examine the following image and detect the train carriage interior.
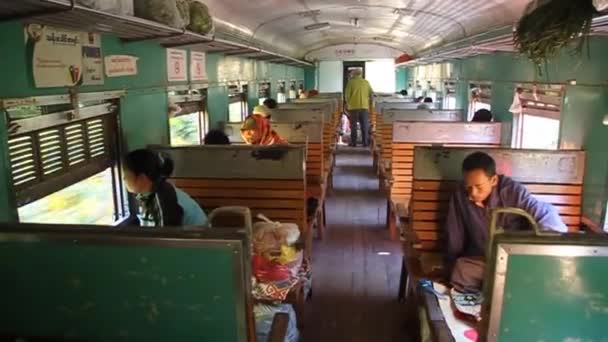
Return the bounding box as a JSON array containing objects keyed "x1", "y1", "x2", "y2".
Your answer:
[{"x1": 1, "y1": 0, "x2": 608, "y2": 341}]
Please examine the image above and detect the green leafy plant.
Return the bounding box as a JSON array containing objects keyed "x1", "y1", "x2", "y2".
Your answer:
[{"x1": 514, "y1": 0, "x2": 598, "y2": 66}]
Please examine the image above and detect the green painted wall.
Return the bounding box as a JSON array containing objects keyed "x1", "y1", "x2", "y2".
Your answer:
[
  {"x1": 403, "y1": 36, "x2": 608, "y2": 227},
  {"x1": 0, "y1": 21, "x2": 304, "y2": 222},
  {"x1": 304, "y1": 67, "x2": 316, "y2": 90},
  {"x1": 396, "y1": 68, "x2": 408, "y2": 91}
]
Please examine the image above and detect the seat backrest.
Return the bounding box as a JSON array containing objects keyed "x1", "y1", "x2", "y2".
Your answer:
[
  {"x1": 390, "y1": 122, "x2": 502, "y2": 203},
  {"x1": 224, "y1": 122, "x2": 324, "y2": 186},
  {"x1": 410, "y1": 146, "x2": 586, "y2": 252},
  {"x1": 0, "y1": 223, "x2": 254, "y2": 342},
  {"x1": 271, "y1": 108, "x2": 335, "y2": 170},
  {"x1": 151, "y1": 145, "x2": 308, "y2": 235},
  {"x1": 377, "y1": 110, "x2": 464, "y2": 164}
]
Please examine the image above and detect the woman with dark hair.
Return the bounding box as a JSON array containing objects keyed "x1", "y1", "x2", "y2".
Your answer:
[
  {"x1": 123, "y1": 149, "x2": 207, "y2": 227},
  {"x1": 471, "y1": 109, "x2": 493, "y2": 122},
  {"x1": 204, "y1": 129, "x2": 230, "y2": 145}
]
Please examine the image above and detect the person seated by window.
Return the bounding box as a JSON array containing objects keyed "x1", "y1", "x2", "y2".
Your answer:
[
  {"x1": 471, "y1": 108, "x2": 493, "y2": 122},
  {"x1": 263, "y1": 98, "x2": 278, "y2": 110},
  {"x1": 240, "y1": 114, "x2": 286, "y2": 145},
  {"x1": 415, "y1": 96, "x2": 424, "y2": 103},
  {"x1": 204, "y1": 129, "x2": 230, "y2": 145},
  {"x1": 444, "y1": 152, "x2": 567, "y2": 280},
  {"x1": 123, "y1": 149, "x2": 207, "y2": 227},
  {"x1": 417, "y1": 97, "x2": 434, "y2": 110},
  {"x1": 399, "y1": 89, "x2": 408, "y2": 97}
]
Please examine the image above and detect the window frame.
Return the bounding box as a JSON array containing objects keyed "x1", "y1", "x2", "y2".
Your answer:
[
  {"x1": 227, "y1": 83, "x2": 247, "y2": 122},
  {"x1": 468, "y1": 81, "x2": 492, "y2": 121},
  {"x1": 442, "y1": 80, "x2": 457, "y2": 109},
  {"x1": 511, "y1": 83, "x2": 564, "y2": 150},
  {"x1": 168, "y1": 87, "x2": 209, "y2": 146},
  {"x1": 277, "y1": 80, "x2": 287, "y2": 104},
  {"x1": 4, "y1": 91, "x2": 127, "y2": 224}
]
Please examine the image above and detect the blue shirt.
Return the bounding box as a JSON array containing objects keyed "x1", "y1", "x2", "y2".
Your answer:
[
  {"x1": 444, "y1": 175, "x2": 567, "y2": 269},
  {"x1": 175, "y1": 187, "x2": 207, "y2": 226}
]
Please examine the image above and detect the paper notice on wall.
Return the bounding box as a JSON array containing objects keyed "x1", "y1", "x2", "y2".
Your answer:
[
  {"x1": 105, "y1": 55, "x2": 138, "y2": 77},
  {"x1": 167, "y1": 48, "x2": 187, "y2": 82},
  {"x1": 81, "y1": 32, "x2": 104, "y2": 85},
  {"x1": 27, "y1": 24, "x2": 83, "y2": 88},
  {"x1": 190, "y1": 51, "x2": 207, "y2": 81}
]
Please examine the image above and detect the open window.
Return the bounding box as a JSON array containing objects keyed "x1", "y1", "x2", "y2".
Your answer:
[
  {"x1": 297, "y1": 80, "x2": 304, "y2": 98},
  {"x1": 469, "y1": 81, "x2": 492, "y2": 121},
  {"x1": 258, "y1": 81, "x2": 271, "y2": 105},
  {"x1": 288, "y1": 80, "x2": 297, "y2": 100},
  {"x1": 443, "y1": 80, "x2": 457, "y2": 110},
  {"x1": 512, "y1": 84, "x2": 563, "y2": 150},
  {"x1": 414, "y1": 80, "x2": 424, "y2": 98},
  {"x1": 228, "y1": 83, "x2": 247, "y2": 122},
  {"x1": 277, "y1": 81, "x2": 287, "y2": 104},
  {"x1": 4, "y1": 92, "x2": 127, "y2": 225},
  {"x1": 168, "y1": 87, "x2": 209, "y2": 146}
]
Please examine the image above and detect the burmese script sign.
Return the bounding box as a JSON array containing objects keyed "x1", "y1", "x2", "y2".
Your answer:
[{"x1": 104, "y1": 55, "x2": 138, "y2": 77}]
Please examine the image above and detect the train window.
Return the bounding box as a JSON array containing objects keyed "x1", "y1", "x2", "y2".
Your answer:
[
  {"x1": 258, "y1": 81, "x2": 271, "y2": 105},
  {"x1": 277, "y1": 81, "x2": 287, "y2": 103},
  {"x1": 168, "y1": 89, "x2": 209, "y2": 146},
  {"x1": 228, "y1": 84, "x2": 246, "y2": 122},
  {"x1": 5, "y1": 92, "x2": 126, "y2": 225},
  {"x1": 18, "y1": 168, "x2": 117, "y2": 225},
  {"x1": 443, "y1": 80, "x2": 457, "y2": 109},
  {"x1": 469, "y1": 82, "x2": 492, "y2": 121},
  {"x1": 288, "y1": 81, "x2": 297, "y2": 100},
  {"x1": 512, "y1": 84, "x2": 563, "y2": 150}
]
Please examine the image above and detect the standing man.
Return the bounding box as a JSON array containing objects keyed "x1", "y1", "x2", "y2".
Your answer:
[{"x1": 345, "y1": 69, "x2": 373, "y2": 147}]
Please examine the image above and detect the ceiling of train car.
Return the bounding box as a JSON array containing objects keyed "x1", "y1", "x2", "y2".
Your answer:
[{"x1": 203, "y1": 0, "x2": 532, "y2": 59}]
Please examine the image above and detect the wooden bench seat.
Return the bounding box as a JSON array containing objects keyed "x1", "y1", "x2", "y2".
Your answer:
[
  {"x1": 373, "y1": 109, "x2": 464, "y2": 179},
  {"x1": 398, "y1": 146, "x2": 586, "y2": 302},
  {"x1": 384, "y1": 121, "x2": 502, "y2": 240}
]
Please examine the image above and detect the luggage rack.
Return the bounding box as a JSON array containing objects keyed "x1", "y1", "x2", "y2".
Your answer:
[{"x1": 0, "y1": 0, "x2": 312, "y2": 67}]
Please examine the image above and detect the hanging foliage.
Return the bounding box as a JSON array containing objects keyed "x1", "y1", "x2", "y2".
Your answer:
[{"x1": 514, "y1": 0, "x2": 598, "y2": 66}]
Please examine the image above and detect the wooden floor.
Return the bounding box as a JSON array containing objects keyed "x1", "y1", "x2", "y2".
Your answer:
[{"x1": 303, "y1": 147, "x2": 415, "y2": 342}]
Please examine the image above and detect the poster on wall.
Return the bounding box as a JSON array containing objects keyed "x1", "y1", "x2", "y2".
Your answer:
[
  {"x1": 81, "y1": 32, "x2": 104, "y2": 85},
  {"x1": 190, "y1": 51, "x2": 207, "y2": 81},
  {"x1": 167, "y1": 48, "x2": 187, "y2": 82},
  {"x1": 104, "y1": 55, "x2": 138, "y2": 77},
  {"x1": 26, "y1": 24, "x2": 83, "y2": 88}
]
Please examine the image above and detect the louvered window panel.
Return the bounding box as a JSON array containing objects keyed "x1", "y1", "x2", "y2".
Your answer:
[
  {"x1": 517, "y1": 83, "x2": 563, "y2": 119},
  {"x1": 65, "y1": 123, "x2": 86, "y2": 166},
  {"x1": 8, "y1": 136, "x2": 37, "y2": 187},
  {"x1": 38, "y1": 128, "x2": 63, "y2": 176},
  {"x1": 8, "y1": 114, "x2": 116, "y2": 206}
]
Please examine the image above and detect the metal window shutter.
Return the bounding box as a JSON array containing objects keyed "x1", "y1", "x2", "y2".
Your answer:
[{"x1": 9, "y1": 114, "x2": 116, "y2": 207}]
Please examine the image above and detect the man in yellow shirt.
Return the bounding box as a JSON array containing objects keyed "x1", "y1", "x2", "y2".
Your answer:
[{"x1": 345, "y1": 69, "x2": 373, "y2": 147}]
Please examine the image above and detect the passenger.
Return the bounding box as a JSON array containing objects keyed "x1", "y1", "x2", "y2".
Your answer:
[
  {"x1": 471, "y1": 108, "x2": 493, "y2": 122},
  {"x1": 252, "y1": 105, "x2": 271, "y2": 118},
  {"x1": 444, "y1": 152, "x2": 567, "y2": 278},
  {"x1": 263, "y1": 98, "x2": 278, "y2": 110},
  {"x1": 345, "y1": 69, "x2": 373, "y2": 147},
  {"x1": 417, "y1": 98, "x2": 433, "y2": 110},
  {"x1": 415, "y1": 96, "x2": 424, "y2": 103},
  {"x1": 399, "y1": 89, "x2": 408, "y2": 96},
  {"x1": 240, "y1": 114, "x2": 286, "y2": 145},
  {"x1": 123, "y1": 149, "x2": 208, "y2": 227},
  {"x1": 204, "y1": 129, "x2": 230, "y2": 145}
]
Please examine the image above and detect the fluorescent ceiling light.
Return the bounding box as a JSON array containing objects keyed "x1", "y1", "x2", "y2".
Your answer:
[
  {"x1": 374, "y1": 35, "x2": 395, "y2": 42},
  {"x1": 299, "y1": 10, "x2": 321, "y2": 17},
  {"x1": 305, "y1": 22, "x2": 331, "y2": 31}
]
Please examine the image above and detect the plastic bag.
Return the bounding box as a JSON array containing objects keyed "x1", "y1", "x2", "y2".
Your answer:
[
  {"x1": 252, "y1": 255, "x2": 292, "y2": 282},
  {"x1": 176, "y1": 0, "x2": 191, "y2": 26},
  {"x1": 134, "y1": 0, "x2": 185, "y2": 28},
  {"x1": 252, "y1": 218, "x2": 300, "y2": 257},
  {"x1": 76, "y1": 0, "x2": 134, "y2": 16}
]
